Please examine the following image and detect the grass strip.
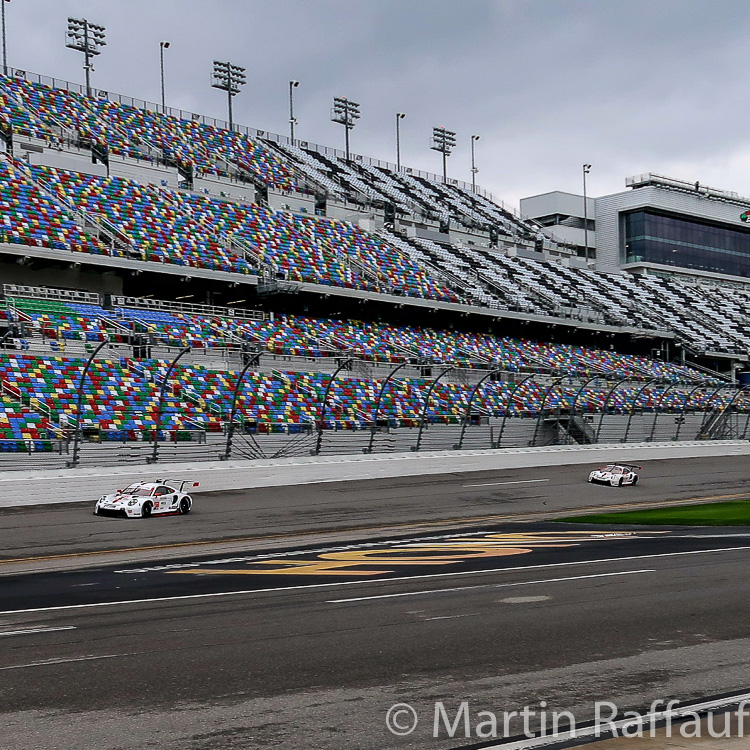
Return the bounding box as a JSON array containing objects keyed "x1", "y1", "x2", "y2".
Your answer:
[{"x1": 562, "y1": 500, "x2": 750, "y2": 526}]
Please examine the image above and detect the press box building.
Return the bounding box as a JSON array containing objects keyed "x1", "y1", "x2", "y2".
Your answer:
[{"x1": 521, "y1": 173, "x2": 750, "y2": 286}]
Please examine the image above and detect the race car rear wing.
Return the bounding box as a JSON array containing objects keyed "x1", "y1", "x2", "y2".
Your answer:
[{"x1": 155, "y1": 479, "x2": 201, "y2": 493}]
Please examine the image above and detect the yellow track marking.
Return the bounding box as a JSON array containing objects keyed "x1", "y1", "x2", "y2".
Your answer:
[{"x1": 0, "y1": 491, "x2": 746, "y2": 567}]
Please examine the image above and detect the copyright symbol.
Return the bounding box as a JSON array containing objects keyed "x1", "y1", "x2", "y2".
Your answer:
[{"x1": 386, "y1": 703, "x2": 418, "y2": 736}]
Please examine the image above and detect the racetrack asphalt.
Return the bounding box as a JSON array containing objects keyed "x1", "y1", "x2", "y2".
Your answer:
[
  {"x1": 0, "y1": 453, "x2": 748, "y2": 571},
  {"x1": 0, "y1": 453, "x2": 749, "y2": 749}
]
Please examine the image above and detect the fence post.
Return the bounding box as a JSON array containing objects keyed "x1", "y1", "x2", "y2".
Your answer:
[
  {"x1": 563, "y1": 374, "x2": 601, "y2": 444},
  {"x1": 314, "y1": 357, "x2": 355, "y2": 455},
  {"x1": 623, "y1": 378, "x2": 660, "y2": 443},
  {"x1": 647, "y1": 382, "x2": 678, "y2": 442},
  {"x1": 222, "y1": 349, "x2": 262, "y2": 461},
  {"x1": 148, "y1": 346, "x2": 191, "y2": 464},
  {"x1": 673, "y1": 383, "x2": 705, "y2": 441},
  {"x1": 496, "y1": 373, "x2": 536, "y2": 448},
  {"x1": 414, "y1": 365, "x2": 454, "y2": 452},
  {"x1": 595, "y1": 377, "x2": 631, "y2": 442},
  {"x1": 67, "y1": 338, "x2": 109, "y2": 468},
  {"x1": 531, "y1": 377, "x2": 564, "y2": 447},
  {"x1": 456, "y1": 367, "x2": 503, "y2": 450},
  {"x1": 365, "y1": 360, "x2": 412, "y2": 454}
]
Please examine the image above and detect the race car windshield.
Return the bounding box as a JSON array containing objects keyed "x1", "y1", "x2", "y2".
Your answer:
[{"x1": 122, "y1": 486, "x2": 153, "y2": 497}]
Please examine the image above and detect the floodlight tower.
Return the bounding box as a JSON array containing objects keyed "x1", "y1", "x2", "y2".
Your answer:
[
  {"x1": 470, "y1": 134, "x2": 480, "y2": 192},
  {"x1": 2, "y1": 0, "x2": 11, "y2": 76},
  {"x1": 66, "y1": 18, "x2": 106, "y2": 97},
  {"x1": 431, "y1": 126, "x2": 457, "y2": 184},
  {"x1": 395, "y1": 112, "x2": 406, "y2": 171},
  {"x1": 159, "y1": 41, "x2": 170, "y2": 112},
  {"x1": 289, "y1": 80, "x2": 300, "y2": 143},
  {"x1": 331, "y1": 96, "x2": 360, "y2": 162},
  {"x1": 212, "y1": 60, "x2": 246, "y2": 131},
  {"x1": 582, "y1": 163, "x2": 592, "y2": 262}
]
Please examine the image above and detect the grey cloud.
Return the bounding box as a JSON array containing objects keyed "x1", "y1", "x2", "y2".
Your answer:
[{"x1": 5, "y1": 0, "x2": 750, "y2": 204}]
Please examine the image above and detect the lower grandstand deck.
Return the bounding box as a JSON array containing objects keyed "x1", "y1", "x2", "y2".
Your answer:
[{"x1": 0, "y1": 286, "x2": 746, "y2": 468}]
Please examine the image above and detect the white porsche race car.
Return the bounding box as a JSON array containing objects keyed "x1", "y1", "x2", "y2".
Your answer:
[
  {"x1": 587, "y1": 464, "x2": 641, "y2": 487},
  {"x1": 94, "y1": 480, "x2": 199, "y2": 518}
]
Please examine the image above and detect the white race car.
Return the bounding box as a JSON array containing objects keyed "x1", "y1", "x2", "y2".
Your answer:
[
  {"x1": 587, "y1": 464, "x2": 641, "y2": 487},
  {"x1": 94, "y1": 480, "x2": 199, "y2": 518}
]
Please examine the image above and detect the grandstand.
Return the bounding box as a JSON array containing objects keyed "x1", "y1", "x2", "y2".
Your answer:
[{"x1": 0, "y1": 69, "x2": 747, "y2": 466}]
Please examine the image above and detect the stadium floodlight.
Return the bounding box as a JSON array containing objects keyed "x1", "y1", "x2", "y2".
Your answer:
[
  {"x1": 2, "y1": 0, "x2": 10, "y2": 76},
  {"x1": 430, "y1": 126, "x2": 457, "y2": 183},
  {"x1": 212, "y1": 60, "x2": 246, "y2": 131},
  {"x1": 583, "y1": 163, "x2": 592, "y2": 263},
  {"x1": 331, "y1": 96, "x2": 360, "y2": 162},
  {"x1": 66, "y1": 17, "x2": 106, "y2": 97},
  {"x1": 470, "y1": 134, "x2": 480, "y2": 193},
  {"x1": 159, "y1": 41, "x2": 170, "y2": 112},
  {"x1": 289, "y1": 80, "x2": 300, "y2": 143},
  {"x1": 395, "y1": 112, "x2": 406, "y2": 171}
]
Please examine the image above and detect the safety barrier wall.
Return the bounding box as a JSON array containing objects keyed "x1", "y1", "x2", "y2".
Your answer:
[
  {"x1": 0, "y1": 407, "x2": 746, "y2": 472},
  {"x1": 2, "y1": 439, "x2": 750, "y2": 509}
]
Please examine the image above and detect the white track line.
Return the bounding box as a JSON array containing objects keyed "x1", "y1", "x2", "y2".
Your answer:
[
  {"x1": 0, "y1": 626, "x2": 76, "y2": 637},
  {"x1": 0, "y1": 653, "x2": 131, "y2": 671},
  {"x1": 1, "y1": 546, "x2": 748, "y2": 616},
  {"x1": 463, "y1": 479, "x2": 550, "y2": 488},
  {"x1": 326, "y1": 570, "x2": 655, "y2": 603}
]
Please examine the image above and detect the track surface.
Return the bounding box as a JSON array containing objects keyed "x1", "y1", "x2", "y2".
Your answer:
[
  {"x1": 0, "y1": 454, "x2": 749, "y2": 749},
  {"x1": 1, "y1": 454, "x2": 749, "y2": 565}
]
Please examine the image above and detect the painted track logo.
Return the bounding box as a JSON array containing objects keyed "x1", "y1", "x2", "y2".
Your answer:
[{"x1": 158, "y1": 531, "x2": 668, "y2": 578}]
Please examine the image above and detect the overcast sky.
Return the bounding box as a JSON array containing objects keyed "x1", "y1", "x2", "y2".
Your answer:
[{"x1": 7, "y1": 0, "x2": 750, "y2": 206}]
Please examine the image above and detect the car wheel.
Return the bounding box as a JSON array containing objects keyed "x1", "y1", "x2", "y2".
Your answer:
[
  {"x1": 632, "y1": 476, "x2": 638, "y2": 485},
  {"x1": 179, "y1": 497, "x2": 191, "y2": 515},
  {"x1": 618, "y1": 477, "x2": 624, "y2": 487},
  {"x1": 141, "y1": 501, "x2": 153, "y2": 519}
]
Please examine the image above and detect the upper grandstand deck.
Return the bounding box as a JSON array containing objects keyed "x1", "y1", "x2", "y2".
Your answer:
[{"x1": 0, "y1": 69, "x2": 746, "y2": 368}]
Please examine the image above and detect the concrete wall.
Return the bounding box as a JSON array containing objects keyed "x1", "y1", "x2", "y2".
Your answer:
[
  {"x1": 194, "y1": 176, "x2": 255, "y2": 204},
  {"x1": 24, "y1": 148, "x2": 108, "y2": 178},
  {"x1": 449, "y1": 225, "x2": 491, "y2": 247},
  {"x1": 110, "y1": 156, "x2": 181, "y2": 188},
  {"x1": 267, "y1": 190, "x2": 316, "y2": 216},
  {"x1": 1, "y1": 440, "x2": 748, "y2": 508},
  {"x1": 520, "y1": 191, "x2": 595, "y2": 221}
]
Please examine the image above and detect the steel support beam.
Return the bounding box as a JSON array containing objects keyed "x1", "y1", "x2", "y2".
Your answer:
[
  {"x1": 595, "y1": 377, "x2": 632, "y2": 442},
  {"x1": 414, "y1": 365, "x2": 454, "y2": 452},
  {"x1": 623, "y1": 378, "x2": 661, "y2": 443},
  {"x1": 221, "y1": 350, "x2": 262, "y2": 460},
  {"x1": 148, "y1": 346, "x2": 191, "y2": 464},
  {"x1": 314, "y1": 357, "x2": 355, "y2": 455},
  {"x1": 67, "y1": 338, "x2": 109, "y2": 468},
  {"x1": 456, "y1": 368, "x2": 504, "y2": 450},
  {"x1": 496, "y1": 374, "x2": 537, "y2": 448},
  {"x1": 365, "y1": 360, "x2": 413, "y2": 454},
  {"x1": 531, "y1": 377, "x2": 564, "y2": 447}
]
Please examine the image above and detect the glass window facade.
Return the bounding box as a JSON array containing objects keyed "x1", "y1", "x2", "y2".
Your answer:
[{"x1": 623, "y1": 210, "x2": 750, "y2": 278}]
